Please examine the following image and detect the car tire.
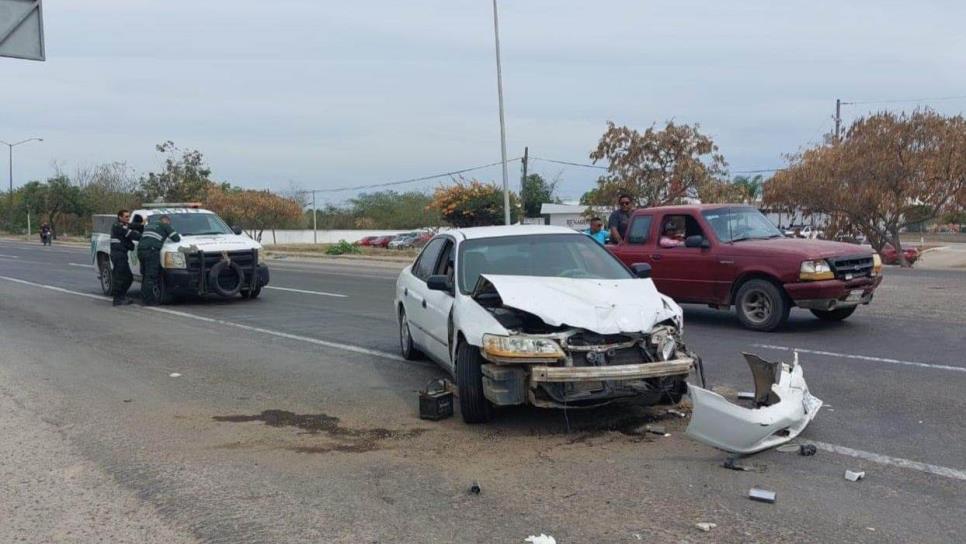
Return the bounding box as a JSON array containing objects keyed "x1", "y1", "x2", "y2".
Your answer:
[
  {"x1": 398, "y1": 308, "x2": 422, "y2": 360},
  {"x1": 154, "y1": 274, "x2": 174, "y2": 305},
  {"x1": 455, "y1": 341, "x2": 493, "y2": 424},
  {"x1": 735, "y1": 279, "x2": 790, "y2": 332},
  {"x1": 98, "y1": 257, "x2": 113, "y2": 296},
  {"x1": 810, "y1": 306, "x2": 857, "y2": 321},
  {"x1": 241, "y1": 286, "x2": 262, "y2": 299}
]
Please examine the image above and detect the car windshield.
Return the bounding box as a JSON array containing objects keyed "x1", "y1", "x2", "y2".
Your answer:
[
  {"x1": 458, "y1": 233, "x2": 633, "y2": 294},
  {"x1": 702, "y1": 207, "x2": 783, "y2": 243},
  {"x1": 147, "y1": 212, "x2": 233, "y2": 236}
]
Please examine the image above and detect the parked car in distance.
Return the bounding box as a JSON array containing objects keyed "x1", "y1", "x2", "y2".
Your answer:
[
  {"x1": 607, "y1": 205, "x2": 883, "y2": 331},
  {"x1": 878, "y1": 243, "x2": 920, "y2": 265},
  {"x1": 369, "y1": 235, "x2": 394, "y2": 248},
  {"x1": 355, "y1": 236, "x2": 378, "y2": 246},
  {"x1": 395, "y1": 225, "x2": 697, "y2": 423},
  {"x1": 783, "y1": 225, "x2": 823, "y2": 239},
  {"x1": 388, "y1": 232, "x2": 419, "y2": 249}
]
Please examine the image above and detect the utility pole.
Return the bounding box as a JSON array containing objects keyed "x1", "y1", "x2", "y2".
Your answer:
[
  {"x1": 520, "y1": 146, "x2": 528, "y2": 217},
  {"x1": 311, "y1": 190, "x2": 317, "y2": 244},
  {"x1": 491, "y1": 0, "x2": 511, "y2": 225},
  {"x1": 1, "y1": 137, "x2": 43, "y2": 229},
  {"x1": 834, "y1": 99, "x2": 841, "y2": 141}
]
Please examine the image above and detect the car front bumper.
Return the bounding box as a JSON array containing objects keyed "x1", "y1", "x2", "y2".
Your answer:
[
  {"x1": 529, "y1": 358, "x2": 694, "y2": 383},
  {"x1": 164, "y1": 263, "x2": 270, "y2": 295},
  {"x1": 784, "y1": 275, "x2": 882, "y2": 310}
]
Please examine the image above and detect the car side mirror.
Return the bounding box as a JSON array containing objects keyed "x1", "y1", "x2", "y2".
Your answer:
[
  {"x1": 427, "y1": 275, "x2": 453, "y2": 293},
  {"x1": 631, "y1": 263, "x2": 652, "y2": 279},
  {"x1": 685, "y1": 235, "x2": 710, "y2": 248},
  {"x1": 232, "y1": 225, "x2": 243, "y2": 235}
]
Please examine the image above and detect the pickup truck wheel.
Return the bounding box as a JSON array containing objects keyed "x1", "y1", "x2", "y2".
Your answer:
[
  {"x1": 810, "y1": 306, "x2": 857, "y2": 321},
  {"x1": 735, "y1": 279, "x2": 789, "y2": 332},
  {"x1": 153, "y1": 275, "x2": 174, "y2": 305},
  {"x1": 455, "y1": 342, "x2": 493, "y2": 423},
  {"x1": 98, "y1": 258, "x2": 113, "y2": 296},
  {"x1": 241, "y1": 286, "x2": 262, "y2": 299},
  {"x1": 398, "y1": 308, "x2": 422, "y2": 360}
]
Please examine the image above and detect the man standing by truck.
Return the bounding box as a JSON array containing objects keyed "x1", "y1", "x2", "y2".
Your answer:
[
  {"x1": 110, "y1": 210, "x2": 141, "y2": 306},
  {"x1": 138, "y1": 214, "x2": 181, "y2": 306}
]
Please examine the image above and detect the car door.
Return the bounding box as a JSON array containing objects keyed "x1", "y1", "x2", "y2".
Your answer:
[
  {"x1": 402, "y1": 238, "x2": 447, "y2": 354},
  {"x1": 610, "y1": 214, "x2": 656, "y2": 270},
  {"x1": 422, "y1": 239, "x2": 456, "y2": 369},
  {"x1": 648, "y1": 212, "x2": 717, "y2": 302}
]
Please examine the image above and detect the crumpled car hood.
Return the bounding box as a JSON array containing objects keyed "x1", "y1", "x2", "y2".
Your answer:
[{"x1": 479, "y1": 274, "x2": 682, "y2": 334}]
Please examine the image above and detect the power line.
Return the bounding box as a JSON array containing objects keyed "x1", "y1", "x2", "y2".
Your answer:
[
  {"x1": 533, "y1": 155, "x2": 782, "y2": 176},
  {"x1": 302, "y1": 157, "x2": 522, "y2": 194}
]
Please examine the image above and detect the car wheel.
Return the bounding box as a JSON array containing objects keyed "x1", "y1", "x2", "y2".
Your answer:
[
  {"x1": 98, "y1": 258, "x2": 113, "y2": 296},
  {"x1": 810, "y1": 306, "x2": 857, "y2": 321},
  {"x1": 398, "y1": 308, "x2": 422, "y2": 360},
  {"x1": 154, "y1": 274, "x2": 174, "y2": 305},
  {"x1": 735, "y1": 279, "x2": 789, "y2": 332},
  {"x1": 455, "y1": 341, "x2": 493, "y2": 423}
]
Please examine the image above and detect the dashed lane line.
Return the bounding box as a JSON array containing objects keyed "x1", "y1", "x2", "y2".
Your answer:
[
  {"x1": 752, "y1": 344, "x2": 965, "y2": 374},
  {"x1": 264, "y1": 286, "x2": 348, "y2": 298},
  {"x1": 69, "y1": 263, "x2": 94, "y2": 268},
  {"x1": 2, "y1": 275, "x2": 964, "y2": 482}
]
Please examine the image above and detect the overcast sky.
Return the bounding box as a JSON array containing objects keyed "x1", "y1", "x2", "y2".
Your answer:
[{"x1": 3, "y1": 0, "x2": 965, "y2": 202}]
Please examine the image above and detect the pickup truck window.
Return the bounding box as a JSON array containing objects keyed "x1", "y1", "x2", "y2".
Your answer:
[
  {"x1": 147, "y1": 212, "x2": 233, "y2": 236},
  {"x1": 702, "y1": 207, "x2": 783, "y2": 243},
  {"x1": 659, "y1": 215, "x2": 703, "y2": 248},
  {"x1": 626, "y1": 216, "x2": 652, "y2": 244}
]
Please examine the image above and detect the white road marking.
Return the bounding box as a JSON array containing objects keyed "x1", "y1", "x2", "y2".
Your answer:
[
  {"x1": 264, "y1": 286, "x2": 348, "y2": 298},
  {"x1": 69, "y1": 262, "x2": 94, "y2": 268},
  {"x1": 0, "y1": 254, "x2": 20, "y2": 258},
  {"x1": 3, "y1": 275, "x2": 964, "y2": 481},
  {"x1": 811, "y1": 441, "x2": 966, "y2": 481},
  {"x1": 752, "y1": 344, "x2": 964, "y2": 373}
]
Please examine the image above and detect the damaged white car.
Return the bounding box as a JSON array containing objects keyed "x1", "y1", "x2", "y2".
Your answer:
[{"x1": 394, "y1": 226, "x2": 702, "y2": 423}]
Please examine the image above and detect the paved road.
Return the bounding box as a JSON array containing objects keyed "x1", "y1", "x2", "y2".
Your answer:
[{"x1": 1, "y1": 239, "x2": 963, "y2": 543}]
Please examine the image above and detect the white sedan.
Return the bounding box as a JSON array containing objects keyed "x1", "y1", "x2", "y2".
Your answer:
[{"x1": 394, "y1": 225, "x2": 699, "y2": 423}]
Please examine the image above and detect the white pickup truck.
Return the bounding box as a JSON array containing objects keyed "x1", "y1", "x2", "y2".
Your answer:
[{"x1": 91, "y1": 203, "x2": 270, "y2": 304}]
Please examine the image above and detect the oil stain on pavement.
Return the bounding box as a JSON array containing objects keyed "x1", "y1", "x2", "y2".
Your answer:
[{"x1": 213, "y1": 410, "x2": 426, "y2": 454}]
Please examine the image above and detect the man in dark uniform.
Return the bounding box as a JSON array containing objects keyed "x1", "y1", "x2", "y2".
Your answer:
[
  {"x1": 607, "y1": 194, "x2": 634, "y2": 244},
  {"x1": 110, "y1": 210, "x2": 142, "y2": 306},
  {"x1": 137, "y1": 214, "x2": 181, "y2": 306}
]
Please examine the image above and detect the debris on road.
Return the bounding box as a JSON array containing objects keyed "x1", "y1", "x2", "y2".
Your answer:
[
  {"x1": 469, "y1": 481, "x2": 481, "y2": 495},
  {"x1": 722, "y1": 457, "x2": 766, "y2": 473},
  {"x1": 776, "y1": 444, "x2": 800, "y2": 453},
  {"x1": 686, "y1": 352, "x2": 822, "y2": 454},
  {"x1": 666, "y1": 408, "x2": 687, "y2": 418},
  {"x1": 748, "y1": 487, "x2": 777, "y2": 503},
  {"x1": 799, "y1": 444, "x2": 817, "y2": 456},
  {"x1": 695, "y1": 522, "x2": 717, "y2": 532},
  {"x1": 418, "y1": 379, "x2": 453, "y2": 421},
  {"x1": 168, "y1": 372, "x2": 182, "y2": 378},
  {"x1": 524, "y1": 534, "x2": 556, "y2": 544},
  {"x1": 737, "y1": 391, "x2": 756, "y2": 400},
  {"x1": 845, "y1": 470, "x2": 866, "y2": 482},
  {"x1": 644, "y1": 424, "x2": 668, "y2": 436}
]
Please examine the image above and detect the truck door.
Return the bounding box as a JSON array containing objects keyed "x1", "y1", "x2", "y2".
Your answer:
[
  {"x1": 648, "y1": 212, "x2": 717, "y2": 303},
  {"x1": 609, "y1": 214, "x2": 655, "y2": 269}
]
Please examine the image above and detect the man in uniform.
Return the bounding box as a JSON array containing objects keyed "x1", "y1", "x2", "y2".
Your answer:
[
  {"x1": 607, "y1": 194, "x2": 634, "y2": 244},
  {"x1": 110, "y1": 210, "x2": 142, "y2": 306},
  {"x1": 138, "y1": 214, "x2": 181, "y2": 306}
]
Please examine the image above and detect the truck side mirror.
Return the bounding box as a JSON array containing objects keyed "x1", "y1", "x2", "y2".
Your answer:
[
  {"x1": 427, "y1": 275, "x2": 454, "y2": 293},
  {"x1": 631, "y1": 263, "x2": 652, "y2": 279},
  {"x1": 685, "y1": 235, "x2": 710, "y2": 248},
  {"x1": 232, "y1": 225, "x2": 243, "y2": 235}
]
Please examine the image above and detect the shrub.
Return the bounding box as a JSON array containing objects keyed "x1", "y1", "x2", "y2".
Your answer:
[{"x1": 325, "y1": 240, "x2": 361, "y2": 255}]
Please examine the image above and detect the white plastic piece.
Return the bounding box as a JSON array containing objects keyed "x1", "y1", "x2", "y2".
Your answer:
[
  {"x1": 169, "y1": 372, "x2": 182, "y2": 378},
  {"x1": 696, "y1": 522, "x2": 717, "y2": 532},
  {"x1": 845, "y1": 470, "x2": 866, "y2": 482},
  {"x1": 524, "y1": 535, "x2": 556, "y2": 544}
]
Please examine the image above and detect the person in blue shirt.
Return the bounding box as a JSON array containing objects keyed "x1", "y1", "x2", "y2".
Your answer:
[{"x1": 583, "y1": 217, "x2": 608, "y2": 245}]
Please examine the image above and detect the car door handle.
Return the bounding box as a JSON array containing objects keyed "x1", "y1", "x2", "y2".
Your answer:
[
  {"x1": 421, "y1": 300, "x2": 427, "y2": 309},
  {"x1": 650, "y1": 254, "x2": 662, "y2": 261},
  {"x1": 404, "y1": 288, "x2": 408, "y2": 296}
]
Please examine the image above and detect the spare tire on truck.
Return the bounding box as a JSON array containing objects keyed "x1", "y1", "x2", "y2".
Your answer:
[{"x1": 208, "y1": 259, "x2": 245, "y2": 297}]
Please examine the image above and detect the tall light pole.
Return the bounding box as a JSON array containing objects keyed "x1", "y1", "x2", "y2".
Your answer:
[
  {"x1": 491, "y1": 0, "x2": 511, "y2": 225},
  {"x1": 2, "y1": 137, "x2": 43, "y2": 198}
]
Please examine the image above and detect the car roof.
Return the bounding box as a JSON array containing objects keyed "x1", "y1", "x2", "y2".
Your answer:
[
  {"x1": 631, "y1": 203, "x2": 751, "y2": 215},
  {"x1": 452, "y1": 224, "x2": 579, "y2": 240},
  {"x1": 135, "y1": 208, "x2": 215, "y2": 216}
]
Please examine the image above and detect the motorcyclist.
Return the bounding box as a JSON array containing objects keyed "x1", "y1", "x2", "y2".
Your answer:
[{"x1": 40, "y1": 223, "x2": 52, "y2": 246}]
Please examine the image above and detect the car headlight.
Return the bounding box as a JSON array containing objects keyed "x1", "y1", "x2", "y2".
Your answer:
[
  {"x1": 800, "y1": 259, "x2": 833, "y2": 281},
  {"x1": 482, "y1": 334, "x2": 564, "y2": 360},
  {"x1": 163, "y1": 252, "x2": 187, "y2": 269},
  {"x1": 650, "y1": 328, "x2": 678, "y2": 361},
  {"x1": 871, "y1": 253, "x2": 882, "y2": 276}
]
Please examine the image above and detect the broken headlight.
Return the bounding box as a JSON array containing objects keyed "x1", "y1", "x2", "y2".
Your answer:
[
  {"x1": 799, "y1": 259, "x2": 833, "y2": 281},
  {"x1": 163, "y1": 252, "x2": 187, "y2": 269},
  {"x1": 650, "y1": 328, "x2": 678, "y2": 361},
  {"x1": 482, "y1": 334, "x2": 564, "y2": 360}
]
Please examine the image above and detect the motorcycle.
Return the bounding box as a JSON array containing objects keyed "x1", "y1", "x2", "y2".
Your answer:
[{"x1": 40, "y1": 230, "x2": 52, "y2": 246}]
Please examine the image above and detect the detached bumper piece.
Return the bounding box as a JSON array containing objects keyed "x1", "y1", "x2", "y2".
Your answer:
[{"x1": 685, "y1": 353, "x2": 822, "y2": 454}]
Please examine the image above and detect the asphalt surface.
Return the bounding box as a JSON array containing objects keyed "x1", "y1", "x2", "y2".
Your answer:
[{"x1": 0, "y1": 238, "x2": 964, "y2": 543}]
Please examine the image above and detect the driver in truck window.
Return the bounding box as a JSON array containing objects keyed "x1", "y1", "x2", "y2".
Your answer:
[
  {"x1": 138, "y1": 214, "x2": 181, "y2": 306},
  {"x1": 659, "y1": 218, "x2": 686, "y2": 248}
]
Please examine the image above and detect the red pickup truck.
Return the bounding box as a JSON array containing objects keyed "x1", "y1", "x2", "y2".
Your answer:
[{"x1": 608, "y1": 204, "x2": 883, "y2": 331}]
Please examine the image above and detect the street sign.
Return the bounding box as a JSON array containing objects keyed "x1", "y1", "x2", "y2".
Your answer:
[{"x1": 0, "y1": 0, "x2": 44, "y2": 61}]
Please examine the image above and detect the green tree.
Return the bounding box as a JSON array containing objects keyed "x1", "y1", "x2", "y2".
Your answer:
[
  {"x1": 349, "y1": 190, "x2": 440, "y2": 229},
  {"x1": 731, "y1": 174, "x2": 765, "y2": 202},
  {"x1": 20, "y1": 176, "x2": 87, "y2": 235},
  {"x1": 139, "y1": 141, "x2": 213, "y2": 202},
  {"x1": 520, "y1": 173, "x2": 558, "y2": 217}
]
